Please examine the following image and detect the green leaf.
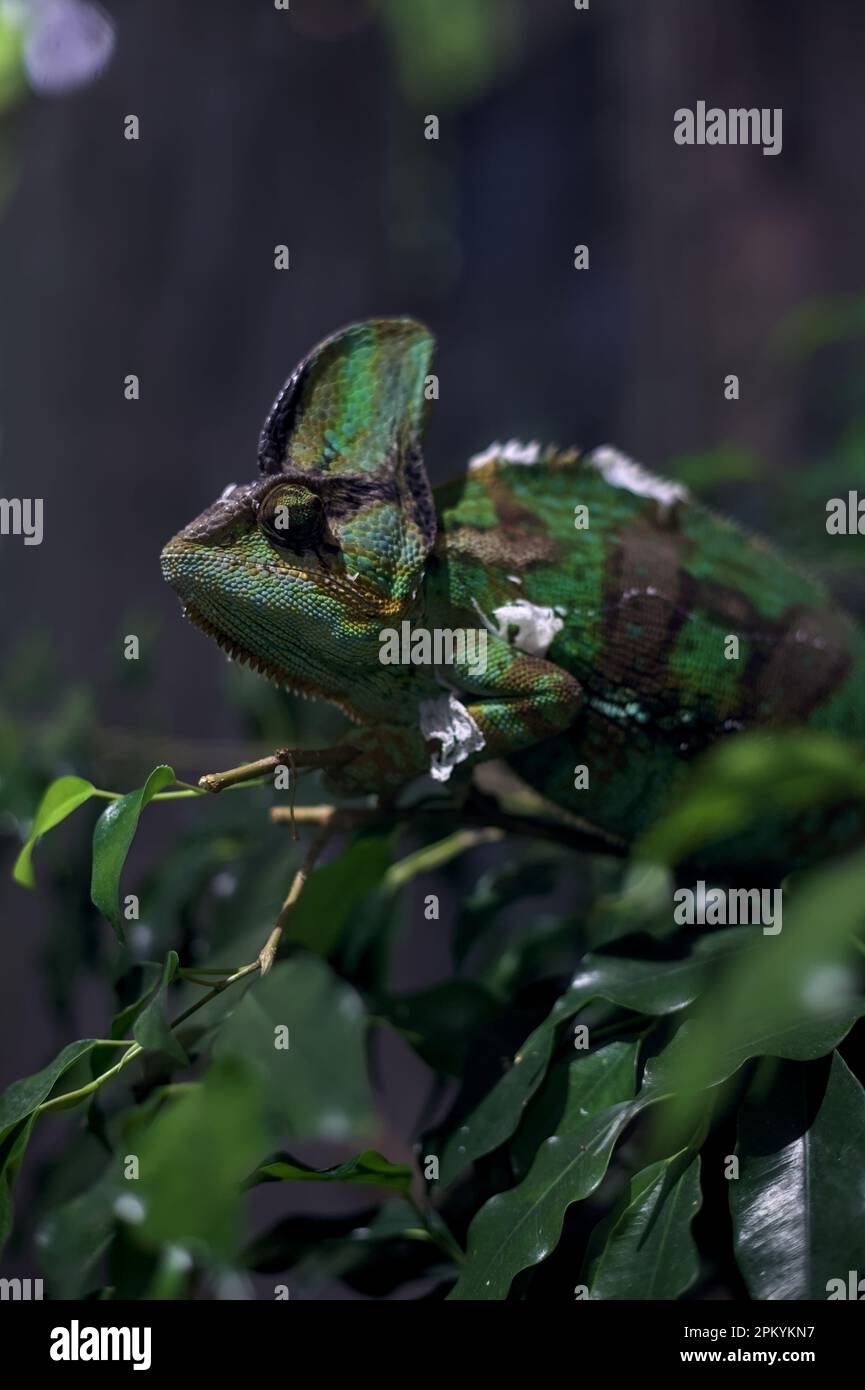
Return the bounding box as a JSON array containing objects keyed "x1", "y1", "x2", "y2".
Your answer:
[
  {"x1": 335, "y1": 828, "x2": 500, "y2": 982},
  {"x1": 131, "y1": 1057, "x2": 269, "y2": 1261},
  {"x1": 132, "y1": 951, "x2": 187, "y2": 1066},
  {"x1": 437, "y1": 929, "x2": 751, "y2": 1186},
  {"x1": 731, "y1": 1052, "x2": 865, "y2": 1299},
  {"x1": 449, "y1": 1041, "x2": 639, "y2": 1301},
  {"x1": 586, "y1": 862, "x2": 677, "y2": 949},
  {"x1": 253, "y1": 1148, "x2": 412, "y2": 1194},
  {"x1": 0, "y1": 1038, "x2": 100, "y2": 1134},
  {"x1": 653, "y1": 1003, "x2": 865, "y2": 1101},
  {"x1": 510, "y1": 1039, "x2": 638, "y2": 1177},
  {"x1": 13, "y1": 775, "x2": 96, "y2": 888},
  {"x1": 583, "y1": 1152, "x2": 702, "y2": 1300},
  {"x1": 284, "y1": 831, "x2": 393, "y2": 956},
  {"x1": 243, "y1": 1198, "x2": 450, "y2": 1294},
  {"x1": 0, "y1": 1038, "x2": 103, "y2": 1255},
  {"x1": 215, "y1": 955, "x2": 374, "y2": 1139},
  {"x1": 38, "y1": 1161, "x2": 120, "y2": 1297},
  {"x1": 382, "y1": 982, "x2": 499, "y2": 1074},
  {"x1": 90, "y1": 764, "x2": 175, "y2": 941},
  {"x1": 455, "y1": 850, "x2": 560, "y2": 965},
  {"x1": 244, "y1": 1205, "x2": 384, "y2": 1274},
  {"x1": 449, "y1": 998, "x2": 863, "y2": 1301},
  {"x1": 636, "y1": 731, "x2": 865, "y2": 867},
  {"x1": 107, "y1": 964, "x2": 163, "y2": 1041},
  {"x1": 652, "y1": 850, "x2": 865, "y2": 1140},
  {"x1": 0, "y1": 1117, "x2": 35, "y2": 1254}
]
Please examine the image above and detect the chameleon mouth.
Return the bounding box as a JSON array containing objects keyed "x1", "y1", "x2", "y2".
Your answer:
[{"x1": 180, "y1": 601, "x2": 366, "y2": 723}]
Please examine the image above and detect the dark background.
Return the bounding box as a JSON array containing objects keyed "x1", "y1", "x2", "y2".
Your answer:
[{"x1": 1, "y1": 0, "x2": 864, "y2": 1291}]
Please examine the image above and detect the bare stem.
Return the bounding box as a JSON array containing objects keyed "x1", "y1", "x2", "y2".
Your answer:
[
  {"x1": 168, "y1": 960, "x2": 263, "y2": 1029},
  {"x1": 198, "y1": 746, "x2": 358, "y2": 794},
  {"x1": 36, "y1": 1042, "x2": 143, "y2": 1115},
  {"x1": 257, "y1": 821, "x2": 336, "y2": 974},
  {"x1": 269, "y1": 794, "x2": 627, "y2": 858}
]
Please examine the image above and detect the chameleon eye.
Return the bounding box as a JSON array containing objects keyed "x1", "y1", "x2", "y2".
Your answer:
[{"x1": 258, "y1": 484, "x2": 324, "y2": 551}]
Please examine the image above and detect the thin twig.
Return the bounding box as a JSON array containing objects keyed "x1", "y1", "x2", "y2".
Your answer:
[
  {"x1": 269, "y1": 795, "x2": 627, "y2": 858},
  {"x1": 168, "y1": 960, "x2": 262, "y2": 1029},
  {"x1": 256, "y1": 821, "x2": 336, "y2": 974},
  {"x1": 198, "y1": 745, "x2": 358, "y2": 794}
]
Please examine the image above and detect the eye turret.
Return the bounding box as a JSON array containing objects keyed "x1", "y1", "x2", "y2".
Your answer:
[{"x1": 257, "y1": 483, "x2": 325, "y2": 553}]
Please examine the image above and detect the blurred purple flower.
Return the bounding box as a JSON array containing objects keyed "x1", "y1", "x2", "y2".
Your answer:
[{"x1": 23, "y1": 0, "x2": 114, "y2": 95}]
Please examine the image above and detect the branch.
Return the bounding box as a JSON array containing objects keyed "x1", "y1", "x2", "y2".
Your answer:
[
  {"x1": 269, "y1": 792, "x2": 628, "y2": 859},
  {"x1": 198, "y1": 745, "x2": 359, "y2": 793}
]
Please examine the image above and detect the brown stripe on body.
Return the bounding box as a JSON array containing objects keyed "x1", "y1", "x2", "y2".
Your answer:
[
  {"x1": 446, "y1": 524, "x2": 557, "y2": 570},
  {"x1": 594, "y1": 520, "x2": 856, "y2": 737},
  {"x1": 747, "y1": 606, "x2": 853, "y2": 724},
  {"x1": 597, "y1": 519, "x2": 695, "y2": 695},
  {"x1": 691, "y1": 586, "x2": 854, "y2": 727},
  {"x1": 697, "y1": 580, "x2": 766, "y2": 633}
]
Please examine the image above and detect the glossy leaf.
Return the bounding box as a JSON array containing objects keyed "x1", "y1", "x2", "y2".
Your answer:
[
  {"x1": 437, "y1": 929, "x2": 751, "y2": 1186},
  {"x1": 731, "y1": 1052, "x2": 865, "y2": 1299},
  {"x1": 450, "y1": 1102, "x2": 637, "y2": 1300},
  {"x1": 449, "y1": 1000, "x2": 864, "y2": 1301},
  {"x1": 583, "y1": 1152, "x2": 702, "y2": 1300},
  {"x1": 449, "y1": 1041, "x2": 641, "y2": 1300},
  {"x1": 652, "y1": 850, "x2": 865, "y2": 1140},
  {"x1": 510, "y1": 1039, "x2": 638, "y2": 1177},
  {"x1": 91, "y1": 764, "x2": 175, "y2": 941}
]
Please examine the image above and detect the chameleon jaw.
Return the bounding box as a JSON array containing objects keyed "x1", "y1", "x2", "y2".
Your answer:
[{"x1": 179, "y1": 601, "x2": 367, "y2": 723}]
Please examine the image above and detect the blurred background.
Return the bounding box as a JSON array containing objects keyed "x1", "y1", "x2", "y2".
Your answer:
[{"x1": 1, "y1": 0, "x2": 865, "y2": 1295}]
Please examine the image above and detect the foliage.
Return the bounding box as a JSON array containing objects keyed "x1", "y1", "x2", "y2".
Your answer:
[{"x1": 2, "y1": 645, "x2": 864, "y2": 1300}]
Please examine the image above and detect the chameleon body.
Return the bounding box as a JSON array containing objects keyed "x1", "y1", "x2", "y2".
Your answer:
[{"x1": 161, "y1": 319, "x2": 865, "y2": 870}]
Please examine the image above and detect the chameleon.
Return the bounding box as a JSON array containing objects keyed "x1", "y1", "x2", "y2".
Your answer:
[{"x1": 161, "y1": 317, "x2": 865, "y2": 872}]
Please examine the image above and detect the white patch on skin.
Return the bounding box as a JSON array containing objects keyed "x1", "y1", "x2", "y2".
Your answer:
[
  {"x1": 219, "y1": 483, "x2": 239, "y2": 500},
  {"x1": 587, "y1": 446, "x2": 689, "y2": 519},
  {"x1": 493, "y1": 601, "x2": 565, "y2": 656},
  {"x1": 468, "y1": 439, "x2": 542, "y2": 471},
  {"x1": 419, "y1": 693, "x2": 486, "y2": 782},
  {"x1": 472, "y1": 597, "x2": 565, "y2": 658}
]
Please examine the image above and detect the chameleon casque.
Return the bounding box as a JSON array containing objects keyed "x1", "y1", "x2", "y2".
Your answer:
[{"x1": 161, "y1": 318, "x2": 865, "y2": 872}]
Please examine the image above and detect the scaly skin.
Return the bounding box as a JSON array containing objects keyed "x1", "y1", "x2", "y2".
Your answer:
[{"x1": 161, "y1": 318, "x2": 865, "y2": 870}]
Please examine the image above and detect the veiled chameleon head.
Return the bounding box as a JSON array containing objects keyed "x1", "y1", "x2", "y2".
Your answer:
[{"x1": 160, "y1": 318, "x2": 437, "y2": 720}]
